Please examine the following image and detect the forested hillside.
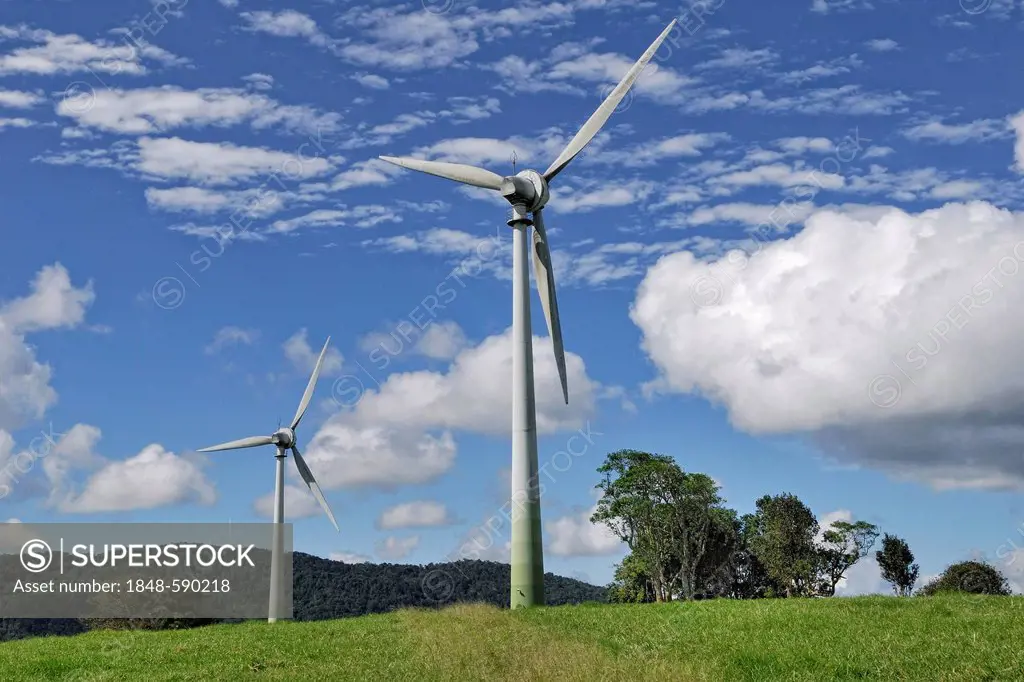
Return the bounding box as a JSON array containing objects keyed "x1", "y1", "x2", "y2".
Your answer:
[{"x1": 0, "y1": 553, "x2": 607, "y2": 643}]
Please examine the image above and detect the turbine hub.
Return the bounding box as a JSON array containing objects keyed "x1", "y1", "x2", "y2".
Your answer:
[
  {"x1": 500, "y1": 169, "x2": 548, "y2": 215},
  {"x1": 272, "y1": 428, "x2": 295, "y2": 448}
]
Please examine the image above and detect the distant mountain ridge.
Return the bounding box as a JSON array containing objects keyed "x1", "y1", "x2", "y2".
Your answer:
[{"x1": 0, "y1": 553, "x2": 608, "y2": 642}]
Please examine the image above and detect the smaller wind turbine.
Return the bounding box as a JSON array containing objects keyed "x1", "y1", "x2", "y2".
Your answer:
[{"x1": 197, "y1": 336, "x2": 338, "y2": 623}]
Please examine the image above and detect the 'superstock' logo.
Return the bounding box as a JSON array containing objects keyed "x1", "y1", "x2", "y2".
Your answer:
[{"x1": 20, "y1": 539, "x2": 53, "y2": 573}]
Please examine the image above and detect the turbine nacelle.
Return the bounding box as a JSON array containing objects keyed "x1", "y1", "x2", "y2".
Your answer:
[
  {"x1": 500, "y1": 170, "x2": 548, "y2": 213},
  {"x1": 271, "y1": 428, "x2": 295, "y2": 449}
]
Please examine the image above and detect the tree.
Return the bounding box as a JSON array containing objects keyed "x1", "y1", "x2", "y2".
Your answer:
[
  {"x1": 875, "y1": 534, "x2": 919, "y2": 597},
  {"x1": 692, "y1": 507, "x2": 742, "y2": 599},
  {"x1": 592, "y1": 450, "x2": 680, "y2": 602},
  {"x1": 592, "y1": 451, "x2": 737, "y2": 601},
  {"x1": 748, "y1": 493, "x2": 819, "y2": 597},
  {"x1": 670, "y1": 473, "x2": 734, "y2": 600},
  {"x1": 817, "y1": 520, "x2": 880, "y2": 596},
  {"x1": 917, "y1": 560, "x2": 1011, "y2": 596},
  {"x1": 608, "y1": 553, "x2": 656, "y2": 603}
]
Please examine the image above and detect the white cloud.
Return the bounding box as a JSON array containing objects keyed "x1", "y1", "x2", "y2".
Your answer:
[
  {"x1": 145, "y1": 186, "x2": 290, "y2": 217},
  {"x1": 267, "y1": 206, "x2": 401, "y2": 234},
  {"x1": 354, "y1": 74, "x2": 389, "y2": 90},
  {"x1": 0, "y1": 264, "x2": 94, "y2": 431},
  {"x1": 56, "y1": 86, "x2": 341, "y2": 135},
  {"x1": 339, "y1": 328, "x2": 597, "y2": 436},
  {"x1": 304, "y1": 425, "x2": 457, "y2": 488},
  {"x1": 998, "y1": 547, "x2": 1024, "y2": 593},
  {"x1": 632, "y1": 201, "x2": 1024, "y2": 490},
  {"x1": 240, "y1": 10, "x2": 331, "y2": 47},
  {"x1": 302, "y1": 328, "x2": 600, "y2": 490},
  {"x1": 774, "y1": 137, "x2": 834, "y2": 155},
  {"x1": 242, "y1": 73, "x2": 274, "y2": 90},
  {"x1": 696, "y1": 48, "x2": 778, "y2": 71},
  {"x1": 0, "y1": 263, "x2": 94, "y2": 333},
  {"x1": 283, "y1": 328, "x2": 343, "y2": 375},
  {"x1": 711, "y1": 163, "x2": 845, "y2": 191},
  {"x1": 330, "y1": 551, "x2": 373, "y2": 563},
  {"x1": 903, "y1": 119, "x2": 1010, "y2": 144},
  {"x1": 0, "y1": 117, "x2": 34, "y2": 130},
  {"x1": 0, "y1": 89, "x2": 41, "y2": 108},
  {"x1": 377, "y1": 500, "x2": 451, "y2": 529},
  {"x1": 684, "y1": 202, "x2": 815, "y2": 228},
  {"x1": 836, "y1": 556, "x2": 887, "y2": 595},
  {"x1": 337, "y1": 10, "x2": 478, "y2": 71},
  {"x1": 862, "y1": 146, "x2": 894, "y2": 159},
  {"x1": 360, "y1": 320, "x2": 468, "y2": 362},
  {"x1": 0, "y1": 25, "x2": 184, "y2": 76},
  {"x1": 135, "y1": 137, "x2": 336, "y2": 185},
  {"x1": 547, "y1": 504, "x2": 622, "y2": 556},
  {"x1": 865, "y1": 38, "x2": 899, "y2": 52},
  {"x1": 253, "y1": 484, "x2": 323, "y2": 521},
  {"x1": 594, "y1": 133, "x2": 731, "y2": 167},
  {"x1": 777, "y1": 56, "x2": 862, "y2": 85},
  {"x1": 1011, "y1": 111, "x2": 1024, "y2": 173},
  {"x1": 37, "y1": 425, "x2": 216, "y2": 513},
  {"x1": 205, "y1": 326, "x2": 259, "y2": 354},
  {"x1": 414, "y1": 321, "x2": 469, "y2": 359},
  {"x1": 375, "y1": 535, "x2": 419, "y2": 560}
]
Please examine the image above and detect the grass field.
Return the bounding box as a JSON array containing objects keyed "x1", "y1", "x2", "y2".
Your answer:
[{"x1": 2, "y1": 596, "x2": 1023, "y2": 681}]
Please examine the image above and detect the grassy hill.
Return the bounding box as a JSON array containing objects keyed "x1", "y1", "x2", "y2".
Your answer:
[{"x1": 1, "y1": 595, "x2": 1022, "y2": 680}]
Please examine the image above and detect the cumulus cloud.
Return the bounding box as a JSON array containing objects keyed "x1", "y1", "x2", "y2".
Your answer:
[
  {"x1": 58, "y1": 443, "x2": 215, "y2": 513},
  {"x1": 253, "y1": 484, "x2": 323, "y2": 521},
  {"x1": 1, "y1": 263, "x2": 94, "y2": 333},
  {"x1": 5, "y1": 424, "x2": 217, "y2": 513},
  {"x1": 376, "y1": 535, "x2": 419, "y2": 560},
  {"x1": 55, "y1": 86, "x2": 341, "y2": 135},
  {"x1": 547, "y1": 504, "x2": 622, "y2": 557},
  {"x1": 632, "y1": 201, "x2": 1024, "y2": 490},
  {"x1": 377, "y1": 500, "x2": 451, "y2": 529},
  {"x1": 0, "y1": 25, "x2": 184, "y2": 76},
  {"x1": 205, "y1": 326, "x2": 259, "y2": 354},
  {"x1": 1011, "y1": 111, "x2": 1024, "y2": 173},
  {"x1": 0, "y1": 264, "x2": 94, "y2": 431},
  {"x1": 283, "y1": 328, "x2": 343, "y2": 375},
  {"x1": 330, "y1": 551, "x2": 373, "y2": 563},
  {"x1": 301, "y1": 327, "x2": 600, "y2": 490},
  {"x1": 134, "y1": 137, "x2": 336, "y2": 185}
]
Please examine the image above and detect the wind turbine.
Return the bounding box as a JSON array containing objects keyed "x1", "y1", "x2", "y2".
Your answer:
[
  {"x1": 197, "y1": 336, "x2": 339, "y2": 622},
  {"x1": 379, "y1": 20, "x2": 677, "y2": 609}
]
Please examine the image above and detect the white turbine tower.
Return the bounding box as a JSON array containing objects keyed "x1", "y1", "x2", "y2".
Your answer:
[
  {"x1": 379, "y1": 20, "x2": 677, "y2": 609},
  {"x1": 197, "y1": 336, "x2": 339, "y2": 623}
]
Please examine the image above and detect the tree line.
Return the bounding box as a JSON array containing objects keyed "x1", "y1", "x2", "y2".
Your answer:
[{"x1": 592, "y1": 450, "x2": 1013, "y2": 602}]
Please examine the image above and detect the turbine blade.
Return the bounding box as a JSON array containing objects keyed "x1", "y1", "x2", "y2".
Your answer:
[
  {"x1": 291, "y1": 336, "x2": 331, "y2": 430},
  {"x1": 531, "y1": 209, "x2": 568, "y2": 405},
  {"x1": 378, "y1": 156, "x2": 504, "y2": 190},
  {"x1": 543, "y1": 19, "x2": 678, "y2": 182},
  {"x1": 197, "y1": 435, "x2": 273, "y2": 452},
  {"x1": 291, "y1": 446, "x2": 339, "y2": 532}
]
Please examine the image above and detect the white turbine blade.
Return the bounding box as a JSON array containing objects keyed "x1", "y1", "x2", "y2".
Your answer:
[
  {"x1": 543, "y1": 19, "x2": 678, "y2": 182},
  {"x1": 531, "y1": 209, "x2": 568, "y2": 405},
  {"x1": 290, "y1": 446, "x2": 339, "y2": 532},
  {"x1": 378, "y1": 156, "x2": 504, "y2": 190},
  {"x1": 291, "y1": 336, "x2": 331, "y2": 430},
  {"x1": 197, "y1": 435, "x2": 273, "y2": 452}
]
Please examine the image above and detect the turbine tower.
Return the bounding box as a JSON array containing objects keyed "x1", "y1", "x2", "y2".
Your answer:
[
  {"x1": 197, "y1": 337, "x2": 339, "y2": 622},
  {"x1": 379, "y1": 20, "x2": 677, "y2": 609}
]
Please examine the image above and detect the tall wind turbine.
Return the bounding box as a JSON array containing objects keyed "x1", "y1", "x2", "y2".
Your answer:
[
  {"x1": 197, "y1": 337, "x2": 339, "y2": 622},
  {"x1": 379, "y1": 20, "x2": 677, "y2": 609}
]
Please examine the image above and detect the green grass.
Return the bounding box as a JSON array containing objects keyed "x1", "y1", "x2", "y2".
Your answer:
[{"x1": 2, "y1": 596, "x2": 1023, "y2": 681}]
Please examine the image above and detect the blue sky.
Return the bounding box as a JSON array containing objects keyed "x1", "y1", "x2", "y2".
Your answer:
[{"x1": 3, "y1": 0, "x2": 1024, "y2": 594}]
